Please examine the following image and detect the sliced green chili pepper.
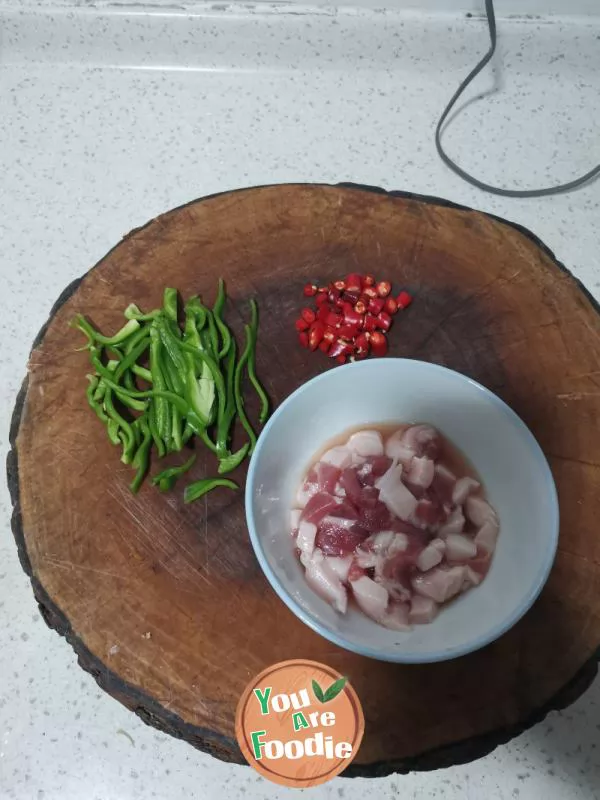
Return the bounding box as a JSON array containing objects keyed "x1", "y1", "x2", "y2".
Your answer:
[
  {"x1": 73, "y1": 315, "x2": 140, "y2": 347},
  {"x1": 234, "y1": 324, "x2": 257, "y2": 453},
  {"x1": 86, "y1": 375, "x2": 109, "y2": 424},
  {"x1": 218, "y1": 443, "x2": 249, "y2": 475},
  {"x1": 163, "y1": 287, "x2": 178, "y2": 323},
  {"x1": 130, "y1": 418, "x2": 152, "y2": 493},
  {"x1": 248, "y1": 299, "x2": 270, "y2": 423},
  {"x1": 103, "y1": 387, "x2": 136, "y2": 463},
  {"x1": 148, "y1": 402, "x2": 166, "y2": 458},
  {"x1": 213, "y1": 278, "x2": 232, "y2": 359},
  {"x1": 184, "y1": 477, "x2": 238, "y2": 504},
  {"x1": 132, "y1": 364, "x2": 152, "y2": 382},
  {"x1": 149, "y1": 324, "x2": 171, "y2": 445},
  {"x1": 124, "y1": 303, "x2": 161, "y2": 322},
  {"x1": 216, "y1": 337, "x2": 237, "y2": 456},
  {"x1": 152, "y1": 453, "x2": 196, "y2": 491}
]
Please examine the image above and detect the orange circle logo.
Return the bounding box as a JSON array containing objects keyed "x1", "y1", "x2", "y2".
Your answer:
[{"x1": 235, "y1": 659, "x2": 364, "y2": 787}]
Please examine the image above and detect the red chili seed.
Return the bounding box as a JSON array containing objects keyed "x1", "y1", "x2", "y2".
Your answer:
[
  {"x1": 301, "y1": 307, "x2": 316, "y2": 324},
  {"x1": 317, "y1": 286, "x2": 328, "y2": 294},
  {"x1": 375, "y1": 311, "x2": 392, "y2": 332},
  {"x1": 362, "y1": 274, "x2": 375, "y2": 287},
  {"x1": 319, "y1": 339, "x2": 331, "y2": 354},
  {"x1": 363, "y1": 313, "x2": 378, "y2": 332},
  {"x1": 298, "y1": 331, "x2": 309, "y2": 348},
  {"x1": 367, "y1": 296, "x2": 385, "y2": 316},
  {"x1": 370, "y1": 331, "x2": 388, "y2": 357},
  {"x1": 363, "y1": 286, "x2": 378, "y2": 300},
  {"x1": 376, "y1": 280, "x2": 392, "y2": 298},
  {"x1": 354, "y1": 300, "x2": 367, "y2": 315},
  {"x1": 397, "y1": 290, "x2": 413, "y2": 309},
  {"x1": 384, "y1": 296, "x2": 398, "y2": 315},
  {"x1": 295, "y1": 318, "x2": 309, "y2": 332},
  {"x1": 345, "y1": 273, "x2": 363, "y2": 294},
  {"x1": 308, "y1": 321, "x2": 325, "y2": 351},
  {"x1": 336, "y1": 354, "x2": 347, "y2": 365},
  {"x1": 333, "y1": 279, "x2": 346, "y2": 291},
  {"x1": 303, "y1": 283, "x2": 317, "y2": 297},
  {"x1": 315, "y1": 292, "x2": 328, "y2": 307}
]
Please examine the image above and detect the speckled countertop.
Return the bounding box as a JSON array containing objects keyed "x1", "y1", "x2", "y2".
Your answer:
[{"x1": 1, "y1": 5, "x2": 600, "y2": 799}]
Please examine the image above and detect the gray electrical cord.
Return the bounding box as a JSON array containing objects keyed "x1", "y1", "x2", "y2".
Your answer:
[{"x1": 435, "y1": 0, "x2": 600, "y2": 197}]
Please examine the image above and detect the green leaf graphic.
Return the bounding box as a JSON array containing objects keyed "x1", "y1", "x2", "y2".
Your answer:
[
  {"x1": 323, "y1": 676, "x2": 348, "y2": 703},
  {"x1": 312, "y1": 679, "x2": 325, "y2": 703}
]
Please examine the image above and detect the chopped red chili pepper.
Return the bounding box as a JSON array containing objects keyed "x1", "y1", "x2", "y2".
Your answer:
[
  {"x1": 370, "y1": 331, "x2": 388, "y2": 357},
  {"x1": 346, "y1": 273, "x2": 363, "y2": 294},
  {"x1": 298, "y1": 331, "x2": 309, "y2": 348},
  {"x1": 338, "y1": 322, "x2": 361, "y2": 340},
  {"x1": 362, "y1": 274, "x2": 375, "y2": 287},
  {"x1": 303, "y1": 283, "x2": 317, "y2": 297},
  {"x1": 295, "y1": 318, "x2": 309, "y2": 332},
  {"x1": 308, "y1": 321, "x2": 324, "y2": 350},
  {"x1": 325, "y1": 311, "x2": 342, "y2": 327},
  {"x1": 367, "y1": 296, "x2": 385, "y2": 316},
  {"x1": 376, "y1": 280, "x2": 391, "y2": 298},
  {"x1": 362, "y1": 286, "x2": 378, "y2": 300},
  {"x1": 323, "y1": 326, "x2": 337, "y2": 343},
  {"x1": 375, "y1": 311, "x2": 392, "y2": 332},
  {"x1": 319, "y1": 339, "x2": 331, "y2": 354},
  {"x1": 316, "y1": 292, "x2": 328, "y2": 307},
  {"x1": 354, "y1": 300, "x2": 367, "y2": 315},
  {"x1": 301, "y1": 308, "x2": 316, "y2": 324},
  {"x1": 343, "y1": 289, "x2": 361, "y2": 305},
  {"x1": 336, "y1": 354, "x2": 347, "y2": 365},
  {"x1": 397, "y1": 290, "x2": 413, "y2": 309},
  {"x1": 384, "y1": 296, "x2": 398, "y2": 315},
  {"x1": 328, "y1": 287, "x2": 342, "y2": 304},
  {"x1": 363, "y1": 313, "x2": 378, "y2": 332}
]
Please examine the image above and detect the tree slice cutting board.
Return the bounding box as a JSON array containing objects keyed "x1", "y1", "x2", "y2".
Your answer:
[{"x1": 8, "y1": 184, "x2": 600, "y2": 776}]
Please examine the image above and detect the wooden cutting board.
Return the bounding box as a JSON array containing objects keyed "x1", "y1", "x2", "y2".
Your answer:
[{"x1": 8, "y1": 184, "x2": 600, "y2": 775}]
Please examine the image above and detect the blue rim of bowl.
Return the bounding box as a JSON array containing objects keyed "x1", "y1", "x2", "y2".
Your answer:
[{"x1": 244, "y1": 358, "x2": 559, "y2": 663}]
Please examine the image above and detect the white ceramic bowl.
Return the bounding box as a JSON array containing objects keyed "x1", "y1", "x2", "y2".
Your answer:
[{"x1": 245, "y1": 359, "x2": 558, "y2": 663}]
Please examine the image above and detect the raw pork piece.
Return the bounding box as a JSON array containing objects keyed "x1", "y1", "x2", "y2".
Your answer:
[{"x1": 293, "y1": 424, "x2": 499, "y2": 630}]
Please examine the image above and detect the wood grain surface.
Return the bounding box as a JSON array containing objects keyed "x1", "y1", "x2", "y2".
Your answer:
[{"x1": 8, "y1": 184, "x2": 600, "y2": 776}]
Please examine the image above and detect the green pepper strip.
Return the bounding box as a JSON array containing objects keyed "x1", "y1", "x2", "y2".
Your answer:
[
  {"x1": 149, "y1": 324, "x2": 171, "y2": 445},
  {"x1": 205, "y1": 310, "x2": 219, "y2": 359},
  {"x1": 178, "y1": 338, "x2": 225, "y2": 442},
  {"x1": 216, "y1": 337, "x2": 237, "y2": 458},
  {"x1": 152, "y1": 453, "x2": 196, "y2": 491},
  {"x1": 183, "y1": 307, "x2": 215, "y2": 427},
  {"x1": 103, "y1": 387, "x2": 136, "y2": 463},
  {"x1": 93, "y1": 375, "x2": 189, "y2": 416},
  {"x1": 124, "y1": 303, "x2": 161, "y2": 322},
  {"x1": 148, "y1": 402, "x2": 166, "y2": 458},
  {"x1": 184, "y1": 478, "x2": 238, "y2": 504},
  {"x1": 90, "y1": 341, "x2": 149, "y2": 412},
  {"x1": 74, "y1": 315, "x2": 140, "y2": 347},
  {"x1": 233, "y1": 324, "x2": 257, "y2": 453},
  {"x1": 163, "y1": 287, "x2": 178, "y2": 323},
  {"x1": 132, "y1": 364, "x2": 152, "y2": 382},
  {"x1": 218, "y1": 442, "x2": 250, "y2": 475},
  {"x1": 130, "y1": 418, "x2": 152, "y2": 493},
  {"x1": 86, "y1": 376, "x2": 109, "y2": 424},
  {"x1": 107, "y1": 419, "x2": 121, "y2": 446},
  {"x1": 123, "y1": 325, "x2": 151, "y2": 355},
  {"x1": 248, "y1": 299, "x2": 270, "y2": 423},
  {"x1": 212, "y1": 279, "x2": 232, "y2": 359},
  {"x1": 182, "y1": 422, "x2": 194, "y2": 445}
]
